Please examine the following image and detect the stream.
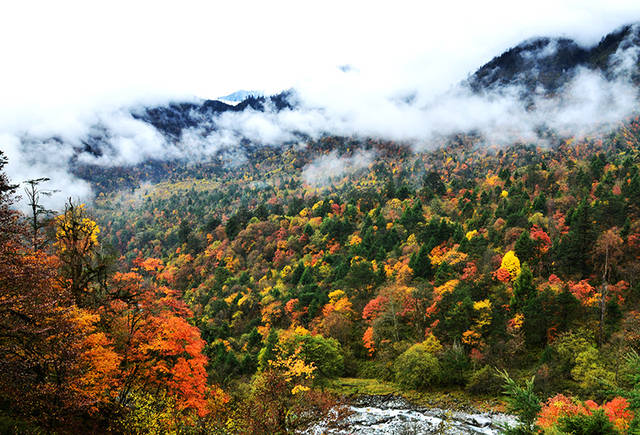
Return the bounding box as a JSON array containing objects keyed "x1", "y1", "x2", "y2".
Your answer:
[{"x1": 304, "y1": 395, "x2": 517, "y2": 434}]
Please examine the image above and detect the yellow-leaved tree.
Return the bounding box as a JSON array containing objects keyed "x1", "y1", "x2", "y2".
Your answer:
[
  {"x1": 462, "y1": 299, "x2": 492, "y2": 347},
  {"x1": 54, "y1": 201, "x2": 109, "y2": 306},
  {"x1": 501, "y1": 250, "x2": 521, "y2": 281}
]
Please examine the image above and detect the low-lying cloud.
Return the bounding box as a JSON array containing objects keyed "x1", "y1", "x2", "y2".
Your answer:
[{"x1": 302, "y1": 149, "x2": 375, "y2": 187}]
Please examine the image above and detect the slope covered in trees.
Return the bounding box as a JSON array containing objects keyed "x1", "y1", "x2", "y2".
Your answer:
[
  {"x1": 76, "y1": 117, "x2": 640, "y2": 432},
  {"x1": 5, "y1": 121, "x2": 640, "y2": 432}
]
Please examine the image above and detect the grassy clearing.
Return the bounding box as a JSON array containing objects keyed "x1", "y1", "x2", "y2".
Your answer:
[{"x1": 326, "y1": 377, "x2": 507, "y2": 413}]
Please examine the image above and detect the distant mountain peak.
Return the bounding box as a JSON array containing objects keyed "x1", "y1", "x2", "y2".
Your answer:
[
  {"x1": 467, "y1": 22, "x2": 640, "y2": 95},
  {"x1": 130, "y1": 90, "x2": 296, "y2": 141},
  {"x1": 218, "y1": 90, "x2": 263, "y2": 105}
]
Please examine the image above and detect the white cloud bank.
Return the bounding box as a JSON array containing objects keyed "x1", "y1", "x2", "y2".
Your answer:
[{"x1": 302, "y1": 150, "x2": 376, "y2": 187}]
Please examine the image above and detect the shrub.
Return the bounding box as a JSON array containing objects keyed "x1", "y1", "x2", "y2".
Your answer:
[
  {"x1": 498, "y1": 369, "x2": 541, "y2": 432},
  {"x1": 536, "y1": 394, "x2": 588, "y2": 430},
  {"x1": 393, "y1": 343, "x2": 440, "y2": 390},
  {"x1": 535, "y1": 394, "x2": 632, "y2": 434},
  {"x1": 357, "y1": 360, "x2": 383, "y2": 379},
  {"x1": 571, "y1": 347, "x2": 616, "y2": 399},
  {"x1": 421, "y1": 333, "x2": 444, "y2": 354},
  {"x1": 279, "y1": 329, "x2": 344, "y2": 382},
  {"x1": 551, "y1": 330, "x2": 596, "y2": 376},
  {"x1": 601, "y1": 397, "x2": 634, "y2": 433},
  {"x1": 557, "y1": 409, "x2": 618, "y2": 435},
  {"x1": 440, "y1": 342, "x2": 471, "y2": 386},
  {"x1": 239, "y1": 368, "x2": 338, "y2": 434},
  {"x1": 466, "y1": 365, "x2": 502, "y2": 395}
]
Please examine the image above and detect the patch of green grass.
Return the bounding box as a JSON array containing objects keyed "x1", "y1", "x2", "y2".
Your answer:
[
  {"x1": 327, "y1": 377, "x2": 401, "y2": 396},
  {"x1": 327, "y1": 378, "x2": 507, "y2": 413}
]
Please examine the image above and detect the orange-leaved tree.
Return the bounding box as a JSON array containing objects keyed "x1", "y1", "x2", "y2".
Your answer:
[
  {"x1": 0, "y1": 164, "x2": 119, "y2": 429},
  {"x1": 0, "y1": 248, "x2": 121, "y2": 429},
  {"x1": 102, "y1": 264, "x2": 210, "y2": 416}
]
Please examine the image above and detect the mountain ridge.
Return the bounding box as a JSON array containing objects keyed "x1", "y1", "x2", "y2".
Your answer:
[
  {"x1": 36, "y1": 23, "x2": 640, "y2": 165},
  {"x1": 133, "y1": 23, "x2": 640, "y2": 142},
  {"x1": 466, "y1": 23, "x2": 640, "y2": 95},
  {"x1": 131, "y1": 90, "x2": 295, "y2": 140}
]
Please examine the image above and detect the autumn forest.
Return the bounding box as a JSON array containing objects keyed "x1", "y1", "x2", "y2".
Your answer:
[{"x1": 3, "y1": 112, "x2": 640, "y2": 433}]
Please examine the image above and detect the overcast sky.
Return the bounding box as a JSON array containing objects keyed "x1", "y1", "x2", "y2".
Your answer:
[{"x1": 1, "y1": 0, "x2": 640, "y2": 116}]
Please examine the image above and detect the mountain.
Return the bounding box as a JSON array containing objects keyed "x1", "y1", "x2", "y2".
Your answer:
[
  {"x1": 467, "y1": 23, "x2": 640, "y2": 95},
  {"x1": 130, "y1": 90, "x2": 295, "y2": 140},
  {"x1": 54, "y1": 23, "x2": 640, "y2": 166},
  {"x1": 218, "y1": 90, "x2": 263, "y2": 104},
  {"x1": 132, "y1": 23, "x2": 640, "y2": 145}
]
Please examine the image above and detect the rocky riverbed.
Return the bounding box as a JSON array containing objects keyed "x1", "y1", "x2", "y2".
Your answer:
[{"x1": 303, "y1": 395, "x2": 517, "y2": 434}]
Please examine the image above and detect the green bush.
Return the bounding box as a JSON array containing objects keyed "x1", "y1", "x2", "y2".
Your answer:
[
  {"x1": 439, "y1": 342, "x2": 470, "y2": 386},
  {"x1": 551, "y1": 330, "x2": 596, "y2": 376},
  {"x1": 357, "y1": 360, "x2": 383, "y2": 379},
  {"x1": 571, "y1": 347, "x2": 616, "y2": 399},
  {"x1": 557, "y1": 409, "x2": 618, "y2": 435},
  {"x1": 393, "y1": 343, "x2": 440, "y2": 390},
  {"x1": 466, "y1": 365, "x2": 503, "y2": 395},
  {"x1": 284, "y1": 332, "x2": 345, "y2": 381},
  {"x1": 498, "y1": 369, "x2": 541, "y2": 432}
]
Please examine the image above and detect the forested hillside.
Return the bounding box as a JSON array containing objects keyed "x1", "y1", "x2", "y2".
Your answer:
[
  {"x1": 4, "y1": 114, "x2": 640, "y2": 432},
  {"x1": 92, "y1": 120, "x2": 640, "y2": 433},
  {"x1": 4, "y1": 20, "x2": 640, "y2": 434}
]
